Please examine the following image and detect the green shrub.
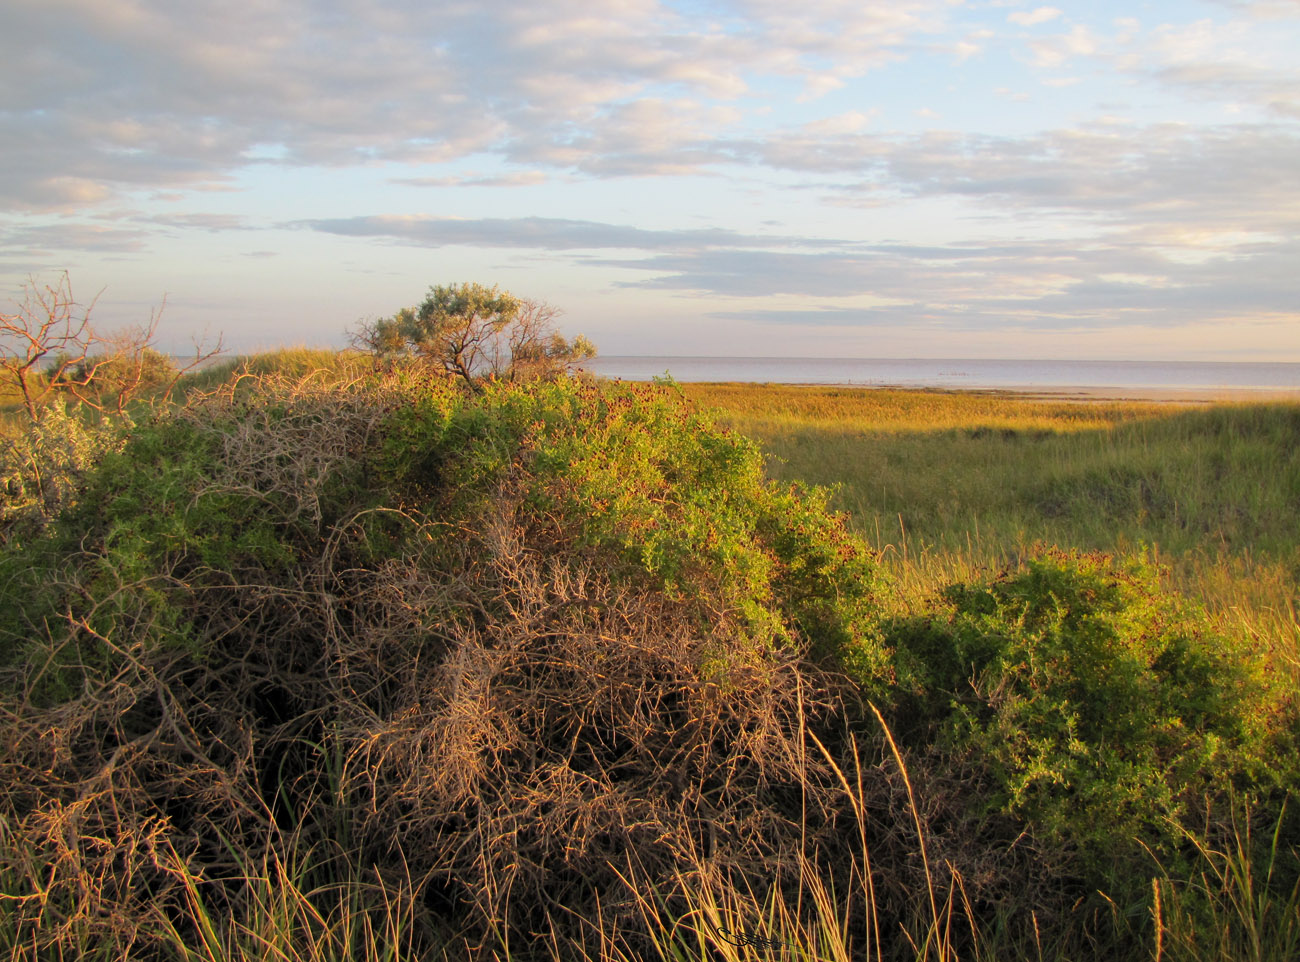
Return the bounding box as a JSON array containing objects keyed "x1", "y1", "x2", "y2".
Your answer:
[
  {"x1": 368, "y1": 375, "x2": 887, "y2": 667},
  {"x1": 0, "y1": 370, "x2": 888, "y2": 958},
  {"x1": 880, "y1": 548, "x2": 1293, "y2": 906},
  {"x1": 0, "y1": 399, "x2": 129, "y2": 546}
]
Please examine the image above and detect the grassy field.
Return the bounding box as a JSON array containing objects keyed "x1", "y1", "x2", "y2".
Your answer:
[{"x1": 684, "y1": 382, "x2": 1300, "y2": 670}]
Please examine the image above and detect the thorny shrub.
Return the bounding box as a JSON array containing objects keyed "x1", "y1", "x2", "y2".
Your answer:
[{"x1": 0, "y1": 371, "x2": 890, "y2": 959}]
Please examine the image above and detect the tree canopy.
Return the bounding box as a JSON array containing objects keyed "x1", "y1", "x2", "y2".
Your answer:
[{"x1": 357, "y1": 282, "x2": 595, "y2": 389}]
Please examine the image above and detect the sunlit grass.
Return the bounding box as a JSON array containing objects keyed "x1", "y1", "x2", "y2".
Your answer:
[
  {"x1": 683, "y1": 382, "x2": 1176, "y2": 435},
  {"x1": 684, "y1": 383, "x2": 1300, "y2": 674}
]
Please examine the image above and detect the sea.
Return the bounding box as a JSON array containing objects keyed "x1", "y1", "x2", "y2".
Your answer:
[{"x1": 584, "y1": 356, "x2": 1300, "y2": 394}]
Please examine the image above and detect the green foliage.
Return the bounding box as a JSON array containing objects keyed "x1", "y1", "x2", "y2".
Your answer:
[
  {"x1": 0, "y1": 370, "x2": 885, "y2": 713},
  {"x1": 373, "y1": 376, "x2": 886, "y2": 665},
  {"x1": 879, "y1": 548, "x2": 1293, "y2": 903}
]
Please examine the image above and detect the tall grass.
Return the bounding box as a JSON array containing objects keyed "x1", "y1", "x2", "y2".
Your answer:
[
  {"x1": 686, "y1": 382, "x2": 1300, "y2": 962},
  {"x1": 1151, "y1": 801, "x2": 1300, "y2": 962},
  {"x1": 171, "y1": 347, "x2": 374, "y2": 398},
  {"x1": 685, "y1": 383, "x2": 1300, "y2": 665}
]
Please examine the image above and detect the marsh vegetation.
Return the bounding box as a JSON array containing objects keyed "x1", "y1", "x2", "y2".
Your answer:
[{"x1": 0, "y1": 354, "x2": 1296, "y2": 961}]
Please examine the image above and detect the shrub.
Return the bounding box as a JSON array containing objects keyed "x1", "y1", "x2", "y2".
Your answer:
[
  {"x1": 0, "y1": 398, "x2": 128, "y2": 545},
  {"x1": 0, "y1": 370, "x2": 887, "y2": 958},
  {"x1": 354, "y1": 282, "x2": 595, "y2": 388},
  {"x1": 879, "y1": 548, "x2": 1294, "y2": 911}
]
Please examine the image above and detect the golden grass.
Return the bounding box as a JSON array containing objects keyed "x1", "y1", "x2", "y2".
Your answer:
[
  {"x1": 681, "y1": 383, "x2": 1180, "y2": 435},
  {"x1": 684, "y1": 381, "x2": 1300, "y2": 678}
]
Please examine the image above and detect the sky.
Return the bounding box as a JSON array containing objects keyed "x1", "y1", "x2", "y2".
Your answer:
[{"x1": 2, "y1": 0, "x2": 1298, "y2": 360}]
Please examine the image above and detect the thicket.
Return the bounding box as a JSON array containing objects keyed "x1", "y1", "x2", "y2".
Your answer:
[
  {"x1": 0, "y1": 367, "x2": 1295, "y2": 960},
  {"x1": 882, "y1": 550, "x2": 1295, "y2": 922},
  {"x1": 0, "y1": 372, "x2": 886, "y2": 958}
]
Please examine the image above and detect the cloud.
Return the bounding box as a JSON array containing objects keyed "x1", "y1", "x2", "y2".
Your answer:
[
  {"x1": 0, "y1": 221, "x2": 152, "y2": 254},
  {"x1": 296, "y1": 214, "x2": 838, "y2": 252},
  {"x1": 1028, "y1": 24, "x2": 1098, "y2": 68},
  {"x1": 1206, "y1": 0, "x2": 1300, "y2": 20},
  {"x1": 391, "y1": 172, "x2": 549, "y2": 189},
  {"x1": 1009, "y1": 7, "x2": 1063, "y2": 27},
  {"x1": 0, "y1": 0, "x2": 957, "y2": 210},
  {"x1": 739, "y1": 122, "x2": 1300, "y2": 241},
  {"x1": 3, "y1": 0, "x2": 1296, "y2": 354},
  {"x1": 138, "y1": 213, "x2": 252, "y2": 231},
  {"x1": 707, "y1": 306, "x2": 913, "y2": 326},
  {"x1": 611, "y1": 231, "x2": 1300, "y2": 331}
]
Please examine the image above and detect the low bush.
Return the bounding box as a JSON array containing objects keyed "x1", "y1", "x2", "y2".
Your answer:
[
  {"x1": 878, "y1": 548, "x2": 1296, "y2": 922},
  {"x1": 0, "y1": 398, "x2": 129, "y2": 546}
]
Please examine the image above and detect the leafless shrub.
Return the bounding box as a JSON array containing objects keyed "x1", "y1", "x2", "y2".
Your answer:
[{"x1": 1, "y1": 271, "x2": 222, "y2": 420}]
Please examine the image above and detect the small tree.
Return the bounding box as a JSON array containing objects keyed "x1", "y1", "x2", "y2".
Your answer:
[
  {"x1": 1, "y1": 272, "x2": 223, "y2": 420},
  {"x1": 1, "y1": 273, "x2": 97, "y2": 420},
  {"x1": 355, "y1": 282, "x2": 595, "y2": 390}
]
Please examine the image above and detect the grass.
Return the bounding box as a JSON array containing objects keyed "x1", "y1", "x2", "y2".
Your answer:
[
  {"x1": 170, "y1": 347, "x2": 374, "y2": 398},
  {"x1": 683, "y1": 381, "x2": 1300, "y2": 960},
  {"x1": 683, "y1": 383, "x2": 1300, "y2": 663}
]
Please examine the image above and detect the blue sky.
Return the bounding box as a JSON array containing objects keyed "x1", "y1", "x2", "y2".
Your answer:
[{"x1": 2, "y1": 0, "x2": 1298, "y2": 359}]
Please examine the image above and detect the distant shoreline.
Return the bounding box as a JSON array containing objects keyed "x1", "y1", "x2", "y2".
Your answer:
[
  {"x1": 584, "y1": 356, "x2": 1300, "y2": 403},
  {"x1": 594, "y1": 373, "x2": 1300, "y2": 404},
  {"x1": 970, "y1": 385, "x2": 1300, "y2": 403},
  {"x1": 792, "y1": 384, "x2": 1300, "y2": 403}
]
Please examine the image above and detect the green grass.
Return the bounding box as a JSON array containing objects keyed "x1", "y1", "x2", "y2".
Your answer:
[{"x1": 683, "y1": 383, "x2": 1300, "y2": 663}]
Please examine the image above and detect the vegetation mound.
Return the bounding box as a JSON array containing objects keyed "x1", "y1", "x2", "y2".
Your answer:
[
  {"x1": 0, "y1": 364, "x2": 1294, "y2": 960},
  {"x1": 0, "y1": 371, "x2": 885, "y2": 958},
  {"x1": 882, "y1": 549, "x2": 1294, "y2": 918}
]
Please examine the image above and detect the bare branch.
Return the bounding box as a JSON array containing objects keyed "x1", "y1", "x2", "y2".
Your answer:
[
  {"x1": 2, "y1": 274, "x2": 223, "y2": 420},
  {"x1": 0, "y1": 272, "x2": 99, "y2": 420}
]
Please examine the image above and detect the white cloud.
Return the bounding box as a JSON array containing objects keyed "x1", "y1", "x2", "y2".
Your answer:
[
  {"x1": 1207, "y1": 0, "x2": 1300, "y2": 20},
  {"x1": 1140, "y1": 18, "x2": 1300, "y2": 116},
  {"x1": 1029, "y1": 24, "x2": 1098, "y2": 68},
  {"x1": 297, "y1": 215, "x2": 838, "y2": 252},
  {"x1": 801, "y1": 111, "x2": 877, "y2": 136},
  {"x1": 2, "y1": 0, "x2": 1298, "y2": 356},
  {"x1": 1009, "y1": 7, "x2": 1063, "y2": 27},
  {"x1": 390, "y1": 172, "x2": 549, "y2": 189},
  {"x1": 0, "y1": 0, "x2": 958, "y2": 210}
]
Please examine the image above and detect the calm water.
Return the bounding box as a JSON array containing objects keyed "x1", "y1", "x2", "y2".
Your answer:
[{"x1": 585, "y1": 356, "x2": 1300, "y2": 391}]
